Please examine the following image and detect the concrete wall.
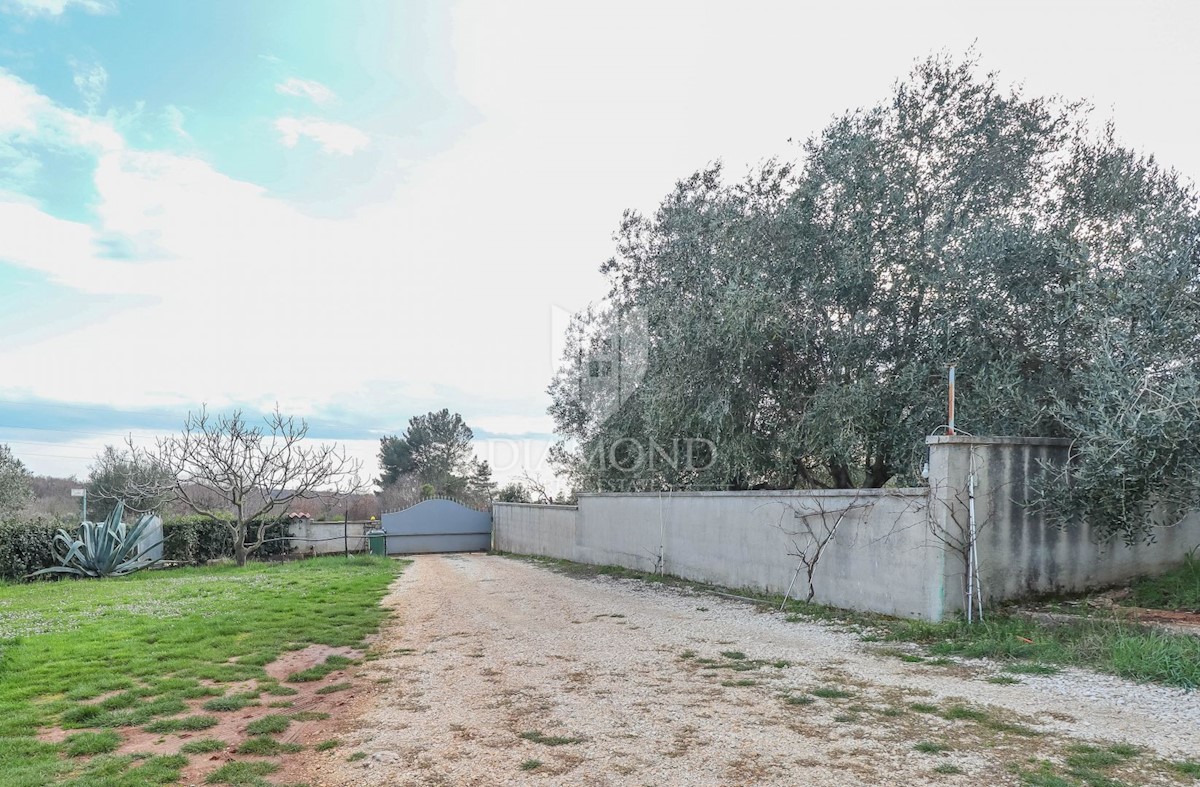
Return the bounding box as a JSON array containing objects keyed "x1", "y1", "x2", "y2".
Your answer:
[
  {"x1": 289, "y1": 520, "x2": 371, "y2": 556},
  {"x1": 495, "y1": 436, "x2": 1200, "y2": 621},
  {"x1": 927, "y1": 436, "x2": 1200, "y2": 611},
  {"x1": 138, "y1": 515, "x2": 163, "y2": 562},
  {"x1": 493, "y1": 504, "x2": 578, "y2": 556},
  {"x1": 496, "y1": 491, "x2": 941, "y2": 619}
]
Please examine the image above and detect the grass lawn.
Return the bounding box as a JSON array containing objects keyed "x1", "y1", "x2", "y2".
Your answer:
[
  {"x1": 879, "y1": 556, "x2": 1200, "y2": 688},
  {"x1": 1128, "y1": 553, "x2": 1200, "y2": 612},
  {"x1": 877, "y1": 614, "x2": 1200, "y2": 688},
  {"x1": 0, "y1": 556, "x2": 401, "y2": 786}
]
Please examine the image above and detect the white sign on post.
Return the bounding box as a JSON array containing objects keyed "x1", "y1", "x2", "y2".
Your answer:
[{"x1": 70, "y1": 489, "x2": 86, "y2": 498}]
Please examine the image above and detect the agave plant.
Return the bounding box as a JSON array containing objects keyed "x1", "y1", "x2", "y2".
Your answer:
[{"x1": 31, "y1": 501, "x2": 163, "y2": 579}]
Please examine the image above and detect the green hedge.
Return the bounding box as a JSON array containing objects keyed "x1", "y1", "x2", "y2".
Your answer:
[
  {"x1": 0, "y1": 517, "x2": 64, "y2": 581},
  {"x1": 0, "y1": 515, "x2": 294, "y2": 580},
  {"x1": 161, "y1": 516, "x2": 292, "y2": 564}
]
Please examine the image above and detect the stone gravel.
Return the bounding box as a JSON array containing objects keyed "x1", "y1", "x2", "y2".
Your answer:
[{"x1": 300, "y1": 554, "x2": 1199, "y2": 786}]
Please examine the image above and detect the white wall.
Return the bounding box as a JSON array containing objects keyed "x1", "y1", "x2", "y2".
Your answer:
[
  {"x1": 927, "y1": 436, "x2": 1200, "y2": 611},
  {"x1": 493, "y1": 503, "x2": 578, "y2": 557},
  {"x1": 495, "y1": 490, "x2": 941, "y2": 619},
  {"x1": 288, "y1": 520, "x2": 371, "y2": 556},
  {"x1": 495, "y1": 438, "x2": 1200, "y2": 621}
]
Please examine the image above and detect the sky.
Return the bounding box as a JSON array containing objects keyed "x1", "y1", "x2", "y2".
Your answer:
[{"x1": 1, "y1": 0, "x2": 1198, "y2": 488}]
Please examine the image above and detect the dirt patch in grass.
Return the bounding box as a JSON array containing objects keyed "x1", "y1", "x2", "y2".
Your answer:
[
  {"x1": 22, "y1": 655, "x2": 372, "y2": 786},
  {"x1": 1120, "y1": 606, "x2": 1200, "y2": 636},
  {"x1": 35, "y1": 726, "x2": 72, "y2": 744},
  {"x1": 21, "y1": 646, "x2": 372, "y2": 786},
  {"x1": 174, "y1": 669, "x2": 365, "y2": 784},
  {"x1": 264, "y1": 644, "x2": 362, "y2": 682}
]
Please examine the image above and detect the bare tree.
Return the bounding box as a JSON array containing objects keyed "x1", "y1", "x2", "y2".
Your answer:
[
  {"x1": 343, "y1": 493, "x2": 381, "y2": 521},
  {"x1": 24, "y1": 474, "x2": 80, "y2": 520},
  {"x1": 518, "y1": 470, "x2": 556, "y2": 504},
  {"x1": 769, "y1": 495, "x2": 876, "y2": 605},
  {"x1": 923, "y1": 459, "x2": 1015, "y2": 622},
  {"x1": 136, "y1": 407, "x2": 364, "y2": 566}
]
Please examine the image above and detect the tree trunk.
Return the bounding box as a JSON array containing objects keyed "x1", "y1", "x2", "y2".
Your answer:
[
  {"x1": 828, "y1": 460, "x2": 854, "y2": 489},
  {"x1": 866, "y1": 454, "x2": 891, "y2": 488},
  {"x1": 234, "y1": 537, "x2": 249, "y2": 567}
]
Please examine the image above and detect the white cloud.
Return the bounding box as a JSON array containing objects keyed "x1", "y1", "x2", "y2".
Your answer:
[
  {"x1": 71, "y1": 61, "x2": 107, "y2": 113},
  {"x1": 163, "y1": 104, "x2": 189, "y2": 140},
  {"x1": 0, "y1": 200, "x2": 130, "y2": 291},
  {"x1": 471, "y1": 415, "x2": 555, "y2": 437},
  {"x1": 3, "y1": 0, "x2": 113, "y2": 15},
  {"x1": 0, "y1": 70, "x2": 49, "y2": 136},
  {"x1": 274, "y1": 116, "x2": 368, "y2": 155},
  {"x1": 0, "y1": 68, "x2": 121, "y2": 151},
  {"x1": 0, "y1": 70, "x2": 520, "y2": 423},
  {"x1": 0, "y1": 144, "x2": 41, "y2": 189},
  {"x1": 275, "y1": 77, "x2": 336, "y2": 105}
]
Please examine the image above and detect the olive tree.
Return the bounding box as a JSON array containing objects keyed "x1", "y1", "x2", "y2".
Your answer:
[
  {"x1": 549, "y1": 53, "x2": 1200, "y2": 542},
  {"x1": 0, "y1": 443, "x2": 32, "y2": 518},
  {"x1": 552, "y1": 54, "x2": 1079, "y2": 490},
  {"x1": 87, "y1": 445, "x2": 175, "y2": 518}
]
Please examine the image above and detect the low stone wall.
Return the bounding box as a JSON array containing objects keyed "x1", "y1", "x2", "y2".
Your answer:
[
  {"x1": 288, "y1": 520, "x2": 372, "y2": 556},
  {"x1": 495, "y1": 437, "x2": 1200, "y2": 621},
  {"x1": 495, "y1": 490, "x2": 940, "y2": 619}
]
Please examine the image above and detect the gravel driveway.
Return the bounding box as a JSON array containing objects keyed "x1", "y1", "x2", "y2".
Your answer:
[{"x1": 301, "y1": 554, "x2": 1199, "y2": 786}]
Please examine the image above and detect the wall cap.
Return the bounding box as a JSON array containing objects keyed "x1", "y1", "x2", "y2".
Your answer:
[
  {"x1": 576, "y1": 488, "x2": 928, "y2": 499},
  {"x1": 492, "y1": 502, "x2": 580, "y2": 510},
  {"x1": 925, "y1": 435, "x2": 1071, "y2": 447}
]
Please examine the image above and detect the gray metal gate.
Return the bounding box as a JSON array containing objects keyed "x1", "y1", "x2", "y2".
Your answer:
[{"x1": 379, "y1": 498, "x2": 492, "y2": 554}]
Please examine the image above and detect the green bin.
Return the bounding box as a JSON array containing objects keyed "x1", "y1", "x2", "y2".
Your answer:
[{"x1": 367, "y1": 529, "x2": 387, "y2": 556}]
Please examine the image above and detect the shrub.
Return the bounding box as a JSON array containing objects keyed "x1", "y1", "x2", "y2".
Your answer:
[
  {"x1": 161, "y1": 516, "x2": 292, "y2": 564},
  {"x1": 161, "y1": 517, "x2": 234, "y2": 565},
  {"x1": 1, "y1": 515, "x2": 293, "y2": 580},
  {"x1": 0, "y1": 517, "x2": 66, "y2": 579}
]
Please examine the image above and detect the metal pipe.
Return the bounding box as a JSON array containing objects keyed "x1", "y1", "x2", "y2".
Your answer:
[
  {"x1": 658, "y1": 492, "x2": 666, "y2": 575},
  {"x1": 969, "y1": 461, "x2": 984, "y2": 622},
  {"x1": 781, "y1": 562, "x2": 803, "y2": 610},
  {"x1": 966, "y1": 464, "x2": 978, "y2": 623},
  {"x1": 948, "y1": 365, "x2": 956, "y2": 436}
]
